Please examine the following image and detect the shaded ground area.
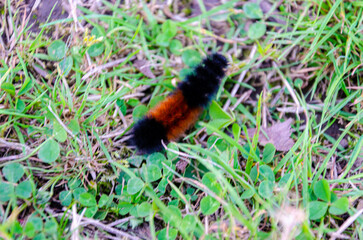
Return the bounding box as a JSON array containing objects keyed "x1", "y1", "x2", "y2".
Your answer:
[{"x1": 25, "y1": 0, "x2": 67, "y2": 33}]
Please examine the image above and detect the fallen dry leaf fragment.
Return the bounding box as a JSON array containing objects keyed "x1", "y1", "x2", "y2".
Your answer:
[
  {"x1": 247, "y1": 118, "x2": 295, "y2": 151},
  {"x1": 134, "y1": 59, "x2": 155, "y2": 79}
]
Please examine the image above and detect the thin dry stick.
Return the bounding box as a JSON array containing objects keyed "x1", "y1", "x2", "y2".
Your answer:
[
  {"x1": 81, "y1": 217, "x2": 141, "y2": 240},
  {"x1": 47, "y1": 208, "x2": 140, "y2": 240},
  {"x1": 81, "y1": 56, "x2": 136, "y2": 81},
  {"x1": 68, "y1": 0, "x2": 84, "y2": 32},
  {"x1": 273, "y1": 61, "x2": 301, "y2": 111},
  {"x1": 230, "y1": 89, "x2": 252, "y2": 111},
  {"x1": 0, "y1": 139, "x2": 34, "y2": 162},
  {"x1": 223, "y1": 45, "x2": 257, "y2": 111},
  {"x1": 329, "y1": 208, "x2": 363, "y2": 240},
  {"x1": 108, "y1": 216, "x2": 135, "y2": 227},
  {"x1": 47, "y1": 103, "x2": 82, "y2": 145},
  {"x1": 71, "y1": 205, "x2": 86, "y2": 240}
]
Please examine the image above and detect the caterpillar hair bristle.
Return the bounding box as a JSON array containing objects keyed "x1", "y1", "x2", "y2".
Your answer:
[{"x1": 131, "y1": 53, "x2": 228, "y2": 154}]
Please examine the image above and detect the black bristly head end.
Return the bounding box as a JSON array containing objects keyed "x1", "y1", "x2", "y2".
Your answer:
[
  {"x1": 209, "y1": 53, "x2": 228, "y2": 69},
  {"x1": 131, "y1": 116, "x2": 167, "y2": 154}
]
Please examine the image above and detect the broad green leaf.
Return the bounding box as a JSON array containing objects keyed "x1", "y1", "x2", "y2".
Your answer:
[
  {"x1": 309, "y1": 201, "x2": 328, "y2": 220},
  {"x1": 148, "y1": 95, "x2": 164, "y2": 109},
  {"x1": 166, "y1": 142, "x2": 179, "y2": 161},
  {"x1": 27, "y1": 216, "x2": 43, "y2": 232},
  {"x1": 3, "y1": 162, "x2": 24, "y2": 183},
  {"x1": 278, "y1": 173, "x2": 292, "y2": 188},
  {"x1": 68, "y1": 119, "x2": 80, "y2": 135},
  {"x1": 157, "y1": 178, "x2": 169, "y2": 194},
  {"x1": 259, "y1": 165, "x2": 275, "y2": 182},
  {"x1": 68, "y1": 178, "x2": 82, "y2": 189},
  {"x1": 232, "y1": 123, "x2": 241, "y2": 141},
  {"x1": 1, "y1": 82, "x2": 16, "y2": 96},
  {"x1": 182, "y1": 50, "x2": 201, "y2": 67},
  {"x1": 127, "y1": 177, "x2": 144, "y2": 195},
  {"x1": 128, "y1": 155, "x2": 144, "y2": 168},
  {"x1": 241, "y1": 189, "x2": 255, "y2": 199},
  {"x1": 129, "y1": 205, "x2": 139, "y2": 217},
  {"x1": 44, "y1": 219, "x2": 58, "y2": 234},
  {"x1": 143, "y1": 164, "x2": 162, "y2": 182},
  {"x1": 200, "y1": 196, "x2": 220, "y2": 215},
  {"x1": 209, "y1": 101, "x2": 232, "y2": 120},
  {"x1": 94, "y1": 210, "x2": 108, "y2": 220},
  {"x1": 59, "y1": 56, "x2": 73, "y2": 76},
  {"x1": 202, "y1": 172, "x2": 223, "y2": 196},
  {"x1": 157, "y1": 228, "x2": 178, "y2": 240},
  {"x1": 24, "y1": 221, "x2": 36, "y2": 238},
  {"x1": 73, "y1": 187, "x2": 87, "y2": 201},
  {"x1": 0, "y1": 181, "x2": 13, "y2": 202},
  {"x1": 329, "y1": 197, "x2": 349, "y2": 215},
  {"x1": 116, "y1": 99, "x2": 127, "y2": 115},
  {"x1": 244, "y1": 3, "x2": 263, "y2": 19},
  {"x1": 88, "y1": 43, "x2": 105, "y2": 57},
  {"x1": 33, "y1": 233, "x2": 46, "y2": 240},
  {"x1": 162, "y1": 161, "x2": 174, "y2": 178},
  {"x1": 314, "y1": 179, "x2": 331, "y2": 202},
  {"x1": 147, "y1": 152, "x2": 165, "y2": 168},
  {"x1": 162, "y1": 20, "x2": 177, "y2": 38},
  {"x1": 15, "y1": 180, "x2": 32, "y2": 199},
  {"x1": 127, "y1": 98, "x2": 140, "y2": 107},
  {"x1": 48, "y1": 40, "x2": 67, "y2": 60},
  {"x1": 38, "y1": 139, "x2": 60, "y2": 163},
  {"x1": 258, "y1": 180, "x2": 274, "y2": 198},
  {"x1": 294, "y1": 78, "x2": 303, "y2": 88},
  {"x1": 12, "y1": 221, "x2": 23, "y2": 234},
  {"x1": 208, "y1": 101, "x2": 234, "y2": 131},
  {"x1": 137, "y1": 202, "x2": 152, "y2": 217},
  {"x1": 79, "y1": 192, "x2": 97, "y2": 207},
  {"x1": 18, "y1": 78, "x2": 33, "y2": 95},
  {"x1": 163, "y1": 205, "x2": 182, "y2": 227},
  {"x1": 59, "y1": 190, "x2": 72, "y2": 206},
  {"x1": 118, "y1": 202, "x2": 133, "y2": 215},
  {"x1": 84, "y1": 206, "x2": 98, "y2": 218},
  {"x1": 250, "y1": 165, "x2": 274, "y2": 182},
  {"x1": 262, "y1": 143, "x2": 276, "y2": 163},
  {"x1": 16, "y1": 99, "x2": 26, "y2": 112},
  {"x1": 248, "y1": 22, "x2": 266, "y2": 40},
  {"x1": 156, "y1": 33, "x2": 171, "y2": 47},
  {"x1": 169, "y1": 39, "x2": 183, "y2": 55},
  {"x1": 180, "y1": 215, "x2": 196, "y2": 233},
  {"x1": 53, "y1": 121, "x2": 67, "y2": 143},
  {"x1": 132, "y1": 105, "x2": 148, "y2": 121},
  {"x1": 98, "y1": 194, "x2": 109, "y2": 208}
]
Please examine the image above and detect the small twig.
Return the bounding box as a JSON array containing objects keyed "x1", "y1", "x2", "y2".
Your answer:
[
  {"x1": 100, "y1": 128, "x2": 127, "y2": 139},
  {"x1": 71, "y1": 205, "x2": 86, "y2": 240},
  {"x1": 46, "y1": 208, "x2": 140, "y2": 240},
  {"x1": 0, "y1": 154, "x2": 28, "y2": 162},
  {"x1": 223, "y1": 45, "x2": 257, "y2": 111},
  {"x1": 47, "y1": 103, "x2": 82, "y2": 145},
  {"x1": 273, "y1": 61, "x2": 301, "y2": 111},
  {"x1": 0, "y1": 139, "x2": 32, "y2": 152},
  {"x1": 81, "y1": 56, "x2": 136, "y2": 81},
  {"x1": 329, "y1": 208, "x2": 363, "y2": 240},
  {"x1": 230, "y1": 90, "x2": 252, "y2": 111},
  {"x1": 107, "y1": 216, "x2": 135, "y2": 227},
  {"x1": 81, "y1": 218, "x2": 140, "y2": 240}
]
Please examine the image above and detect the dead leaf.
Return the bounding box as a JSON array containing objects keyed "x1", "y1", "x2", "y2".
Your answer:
[
  {"x1": 246, "y1": 118, "x2": 295, "y2": 152},
  {"x1": 134, "y1": 60, "x2": 155, "y2": 78},
  {"x1": 176, "y1": 159, "x2": 189, "y2": 173}
]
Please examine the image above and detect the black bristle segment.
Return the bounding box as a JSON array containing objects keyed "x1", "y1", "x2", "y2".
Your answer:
[
  {"x1": 208, "y1": 53, "x2": 228, "y2": 68},
  {"x1": 179, "y1": 53, "x2": 228, "y2": 108},
  {"x1": 131, "y1": 116, "x2": 167, "y2": 154}
]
